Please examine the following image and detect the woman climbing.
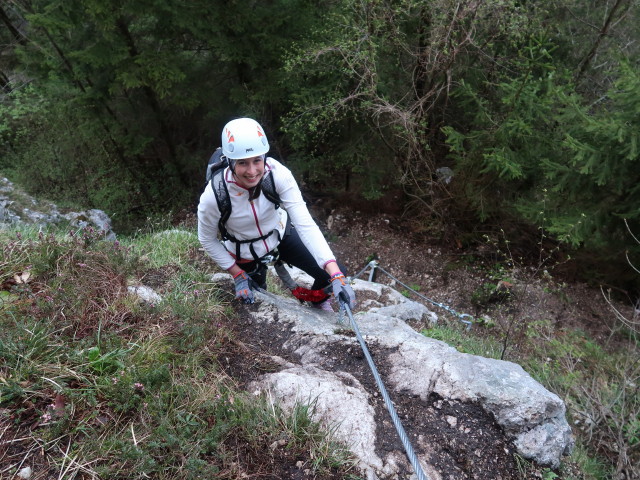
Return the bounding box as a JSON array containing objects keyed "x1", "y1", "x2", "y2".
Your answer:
[{"x1": 197, "y1": 117, "x2": 355, "y2": 311}]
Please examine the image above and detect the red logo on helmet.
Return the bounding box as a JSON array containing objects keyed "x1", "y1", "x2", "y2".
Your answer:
[{"x1": 225, "y1": 128, "x2": 235, "y2": 143}]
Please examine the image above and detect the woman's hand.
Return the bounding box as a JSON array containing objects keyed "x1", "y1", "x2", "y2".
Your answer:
[
  {"x1": 233, "y1": 270, "x2": 255, "y2": 304},
  {"x1": 330, "y1": 272, "x2": 356, "y2": 309}
]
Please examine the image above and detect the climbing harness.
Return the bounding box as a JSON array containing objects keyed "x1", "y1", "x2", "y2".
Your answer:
[
  {"x1": 337, "y1": 298, "x2": 429, "y2": 480},
  {"x1": 354, "y1": 260, "x2": 474, "y2": 329}
]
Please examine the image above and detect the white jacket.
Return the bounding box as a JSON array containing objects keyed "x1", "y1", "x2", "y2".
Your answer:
[{"x1": 198, "y1": 157, "x2": 336, "y2": 270}]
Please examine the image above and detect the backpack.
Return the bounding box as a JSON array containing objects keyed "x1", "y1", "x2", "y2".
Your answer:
[{"x1": 205, "y1": 147, "x2": 283, "y2": 260}]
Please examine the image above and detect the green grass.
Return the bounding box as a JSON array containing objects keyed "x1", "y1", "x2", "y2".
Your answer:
[
  {"x1": 421, "y1": 323, "x2": 503, "y2": 358},
  {"x1": 124, "y1": 229, "x2": 200, "y2": 268},
  {"x1": 0, "y1": 224, "x2": 356, "y2": 479},
  {"x1": 562, "y1": 443, "x2": 611, "y2": 480}
]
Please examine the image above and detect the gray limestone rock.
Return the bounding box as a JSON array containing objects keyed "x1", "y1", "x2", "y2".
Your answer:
[
  {"x1": 127, "y1": 285, "x2": 162, "y2": 305},
  {"x1": 249, "y1": 366, "x2": 386, "y2": 477},
  {"x1": 0, "y1": 177, "x2": 116, "y2": 240},
  {"x1": 235, "y1": 267, "x2": 574, "y2": 475}
]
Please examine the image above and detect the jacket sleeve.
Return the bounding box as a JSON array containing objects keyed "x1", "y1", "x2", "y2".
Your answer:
[
  {"x1": 197, "y1": 183, "x2": 237, "y2": 270},
  {"x1": 271, "y1": 161, "x2": 337, "y2": 268}
]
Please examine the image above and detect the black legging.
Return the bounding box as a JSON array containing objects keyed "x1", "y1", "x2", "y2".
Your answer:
[{"x1": 242, "y1": 225, "x2": 346, "y2": 295}]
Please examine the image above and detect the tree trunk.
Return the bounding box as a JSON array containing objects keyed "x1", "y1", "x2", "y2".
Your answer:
[
  {"x1": 0, "y1": 5, "x2": 26, "y2": 45},
  {"x1": 0, "y1": 70, "x2": 11, "y2": 91},
  {"x1": 413, "y1": 6, "x2": 431, "y2": 104},
  {"x1": 576, "y1": 0, "x2": 629, "y2": 79}
]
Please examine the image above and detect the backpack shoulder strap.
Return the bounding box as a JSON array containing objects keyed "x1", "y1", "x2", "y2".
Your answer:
[
  {"x1": 260, "y1": 170, "x2": 281, "y2": 208},
  {"x1": 210, "y1": 167, "x2": 232, "y2": 241}
]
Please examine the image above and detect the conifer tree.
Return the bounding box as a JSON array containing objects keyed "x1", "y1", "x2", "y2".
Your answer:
[{"x1": 1, "y1": 0, "x2": 325, "y2": 227}]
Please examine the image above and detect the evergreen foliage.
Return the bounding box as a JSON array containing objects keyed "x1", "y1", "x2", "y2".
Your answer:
[
  {"x1": 550, "y1": 62, "x2": 640, "y2": 248},
  {"x1": 443, "y1": 50, "x2": 640, "y2": 263},
  {"x1": 1, "y1": 0, "x2": 639, "y2": 284},
  {"x1": 281, "y1": 0, "x2": 559, "y2": 214},
  {"x1": 0, "y1": 0, "x2": 326, "y2": 229}
]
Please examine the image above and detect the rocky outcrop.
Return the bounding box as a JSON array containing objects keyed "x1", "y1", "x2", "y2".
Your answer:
[
  {"x1": 0, "y1": 177, "x2": 115, "y2": 239},
  {"x1": 210, "y1": 269, "x2": 574, "y2": 479}
]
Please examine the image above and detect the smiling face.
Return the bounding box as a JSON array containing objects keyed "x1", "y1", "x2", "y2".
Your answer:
[{"x1": 232, "y1": 155, "x2": 265, "y2": 189}]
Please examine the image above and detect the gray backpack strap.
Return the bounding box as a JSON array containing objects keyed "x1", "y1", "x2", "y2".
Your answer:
[
  {"x1": 260, "y1": 170, "x2": 281, "y2": 208},
  {"x1": 210, "y1": 168, "x2": 233, "y2": 243}
]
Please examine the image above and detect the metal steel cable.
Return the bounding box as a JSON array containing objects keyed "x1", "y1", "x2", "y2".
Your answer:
[
  {"x1": 254, "y1": 268, "x2": 428, "y2": 477},
  {"x1": 340, "y1": 300, "x2": 429, "y2": 480},
  {"x1": 353, "y1": 261, "x2": 474, "y2": 329}
]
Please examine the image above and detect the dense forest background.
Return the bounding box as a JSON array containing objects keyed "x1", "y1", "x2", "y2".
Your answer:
[{"x1": 1, "y1": 0, "x2": 639, "y2": 292}]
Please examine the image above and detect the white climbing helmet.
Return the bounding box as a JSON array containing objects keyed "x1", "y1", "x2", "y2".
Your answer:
[{"x1": 221, "y1": 118, "x2": 270, "y2": 160}]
